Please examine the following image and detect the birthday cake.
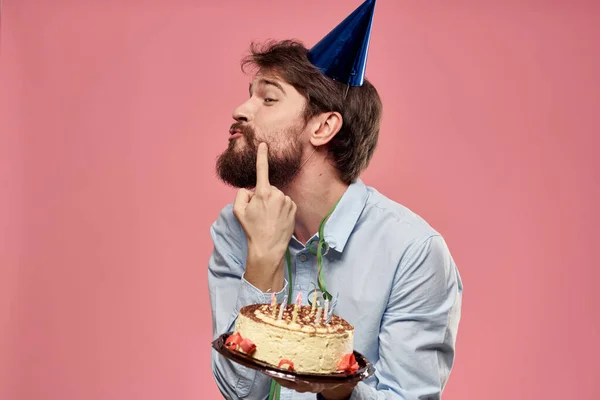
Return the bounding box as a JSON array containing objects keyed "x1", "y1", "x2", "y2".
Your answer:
[{"x1": 225, "y1": 298, "x2": 358, "y2": 374}]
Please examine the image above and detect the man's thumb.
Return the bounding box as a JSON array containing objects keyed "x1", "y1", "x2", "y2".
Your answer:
[{"x1": 233, "y1": 188, "x2": 252, "y2": 217}]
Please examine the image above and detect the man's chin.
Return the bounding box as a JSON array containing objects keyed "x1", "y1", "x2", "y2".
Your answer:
[
  {"x1": 227, "y1": 140, "x2": 256, "y2": 157},
  {"x1": 230, "y1": 138, "x2": 245, "y2": 150}
]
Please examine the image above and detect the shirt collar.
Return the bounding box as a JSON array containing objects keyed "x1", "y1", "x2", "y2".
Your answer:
[{"x1": 320, "y1": 178, "x2": 369, "y2": 253}]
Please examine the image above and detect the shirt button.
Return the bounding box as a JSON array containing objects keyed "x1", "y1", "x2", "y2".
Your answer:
[{"x1": 299, "y1": 254, "x2": 307, "y2": 262}]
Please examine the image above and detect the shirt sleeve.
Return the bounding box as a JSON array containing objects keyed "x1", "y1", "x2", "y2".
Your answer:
[
  {"x1": 349, "y1": 234, "x2": 463, "y2": 400},
  {"x1": 208, "y1": 204, "x2": 289, "y2": 400}
]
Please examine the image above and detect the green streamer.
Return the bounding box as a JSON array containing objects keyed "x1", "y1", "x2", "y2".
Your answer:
[
  {"x1": 286, "y1": 248, "x2": 293, "y2": 301},
  {"x1": 315, "y1": 198, "x2": 340, "y2": 300},
  {"x1": 268, "y1": 380, "x2": 276, "y2": 399}
]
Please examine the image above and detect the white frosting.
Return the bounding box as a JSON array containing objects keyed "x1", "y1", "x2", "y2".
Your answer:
[{"x1": 233, "y1": 305, "x2": 354, "y2": 374}]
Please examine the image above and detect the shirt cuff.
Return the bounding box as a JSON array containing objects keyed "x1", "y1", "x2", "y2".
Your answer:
[
  {"x1": 235, "y1": 275, "x2": 290, "y2": 315},
  {"x1": 348, "y1": 382, "x2": 375, "y2": 400}
]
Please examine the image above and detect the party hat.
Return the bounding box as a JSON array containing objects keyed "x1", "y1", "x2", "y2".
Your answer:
[{"x1": 307, "y1": 0, "x2": 376, "y2": 87}]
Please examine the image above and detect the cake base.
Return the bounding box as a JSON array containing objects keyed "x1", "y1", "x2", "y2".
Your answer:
[{"x1": 212, "y1": 332, "x2": 375, "y2": 384}]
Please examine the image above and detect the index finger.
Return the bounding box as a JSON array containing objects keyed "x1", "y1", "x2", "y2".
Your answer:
[{"x1": 255, "y1": 142, "x2": 270, "y2": 189}]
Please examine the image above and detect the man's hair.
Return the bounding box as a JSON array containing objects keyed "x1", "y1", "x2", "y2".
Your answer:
[{"x1": 240, "y1": 39, "x2": 383, "y2": 184}]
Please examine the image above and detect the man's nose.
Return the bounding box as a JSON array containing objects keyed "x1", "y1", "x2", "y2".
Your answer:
[{"x1": 232, "y1": 100, "x2": 253, "y2": 122}]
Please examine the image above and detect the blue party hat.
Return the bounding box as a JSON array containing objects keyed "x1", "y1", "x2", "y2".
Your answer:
[{"x1": 307, "y1": 0, "x2": 376, "y2": 87}]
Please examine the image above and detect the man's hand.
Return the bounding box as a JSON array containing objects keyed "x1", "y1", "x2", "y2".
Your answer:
[
  {"x1": 233, "y1": 142, "x2": 297, "y2": 292},
  {"x1": 273, "y1": 378, "x2": 356, "y2": 400}
]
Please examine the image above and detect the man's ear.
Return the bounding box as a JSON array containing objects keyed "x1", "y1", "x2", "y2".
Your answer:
[{"x1": 307, "y1": 112, "x2": 343, "y2": 147}]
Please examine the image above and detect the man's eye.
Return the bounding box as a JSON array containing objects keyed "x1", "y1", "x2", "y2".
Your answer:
[{"x1": 264, "y1": 98, "x2": 277, "y2": 103}]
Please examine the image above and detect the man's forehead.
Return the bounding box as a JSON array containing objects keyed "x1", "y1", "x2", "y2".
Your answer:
[
  {"x1": 254, "y1": 70, "x2": 281, "y2": 82},
  {"x1": 249, "y1": 73, "x2": 289, "y2": 93}
]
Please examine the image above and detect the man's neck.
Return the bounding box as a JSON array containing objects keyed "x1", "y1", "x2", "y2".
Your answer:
[{"x1": 280, "y1": 156, "x2": 349, "y2": 245}]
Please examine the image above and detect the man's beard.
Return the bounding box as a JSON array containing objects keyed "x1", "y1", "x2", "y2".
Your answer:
[{"x1": 215, "y1": 122, "x2": 304, "y2": 189}]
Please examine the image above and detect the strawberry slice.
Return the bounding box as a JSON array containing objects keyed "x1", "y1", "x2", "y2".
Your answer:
[
  {"x1": 225, "y1": 333, "x2": 242, "y2": 350},
  {"x1": 337, "y1": 353, "x2": 359, "y2": 373},
  {"x1": 239, "y1": 338, "x2": 256, "y2": 355},
  {"x1": 278, "y1": 359, "x2": 295, "y2": 372}
]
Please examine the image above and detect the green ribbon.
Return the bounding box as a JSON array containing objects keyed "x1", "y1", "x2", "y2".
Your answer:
[
  {"x1": 314, "y1": 198, "x2": 340, "y2": 301},
  {"x1": 267, "y1": 198, "x2": 341, "y2": 400}
]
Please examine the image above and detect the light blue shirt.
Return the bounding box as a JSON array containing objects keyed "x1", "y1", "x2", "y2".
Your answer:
[{"x1": 208, "y1": 179, "x2": 463, "y2": 400}]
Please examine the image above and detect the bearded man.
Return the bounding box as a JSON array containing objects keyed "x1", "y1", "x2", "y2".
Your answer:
[{"x1": 208, "y1": 2, "x2": 463, "y2": 399}]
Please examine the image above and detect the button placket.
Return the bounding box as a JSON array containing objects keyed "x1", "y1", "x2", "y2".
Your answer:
[{"x1": 294, "y1": 251, "x2": 310, "y2": 291}]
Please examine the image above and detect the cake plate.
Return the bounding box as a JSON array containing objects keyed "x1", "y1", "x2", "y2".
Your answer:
[{"x1": 212, "y1": 332, "x2": 375, "y2": 385}]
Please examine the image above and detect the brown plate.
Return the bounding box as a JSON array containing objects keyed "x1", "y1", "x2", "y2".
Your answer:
[{"x1": 211, "y1": 332, "x2": 375, "y2": 384}]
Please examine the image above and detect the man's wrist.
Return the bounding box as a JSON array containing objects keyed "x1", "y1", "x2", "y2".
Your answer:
[
  {"x1": 242, "y1": 270, "x2": 284, "y2": 293},
  {"x1": 244, "y1": 253, "x2": 285, "y2": 293},
  {"x1": 247, "y1": 244, "x2": 284, "y2": 270}
]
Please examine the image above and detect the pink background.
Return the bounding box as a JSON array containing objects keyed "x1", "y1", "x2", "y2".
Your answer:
[{"x1": 1, "y1": 0, "x2": 599, "y2": 399}]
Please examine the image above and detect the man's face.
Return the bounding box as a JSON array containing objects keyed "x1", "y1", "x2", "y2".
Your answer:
[{"x1": 216, "y1": 72, "x2": 309, "y2": 189}]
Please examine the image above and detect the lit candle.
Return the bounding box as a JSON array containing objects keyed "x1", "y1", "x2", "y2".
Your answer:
[
  {"x1": 314, "y1": 307, "x2": 322, "y2": 325},
  {"x1": 324, "y1": 298, "x2": 329, "y2": 324},
  {"x1": 278, "y1": 295, "x2": 288, "y2": 320}
]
